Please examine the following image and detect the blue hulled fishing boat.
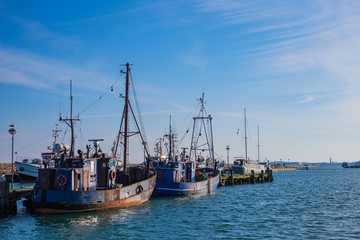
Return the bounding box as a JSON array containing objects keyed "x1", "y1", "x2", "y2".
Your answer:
[
  {"x1": 31, "y1": 63, "x2": 156, "y2": 214},
  {"x1": 152, "y1": 94, "x2": 220, "y2": 196}
]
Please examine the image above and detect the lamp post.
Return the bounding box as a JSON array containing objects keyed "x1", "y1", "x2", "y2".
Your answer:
[
  {"x1": 9, "y1": 124, "x2": 17, "y2": 190},
  {"x1": 226, "y1": 145, "x2": 230, "y2": 169}
]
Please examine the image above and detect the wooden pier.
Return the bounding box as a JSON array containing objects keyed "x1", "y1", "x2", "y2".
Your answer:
[
  {"x1": 270, "y1": 164, "x2": 297, "y2": 172},
  {"x1": 0, "y1": 181, "x2": 34, "y2": 215},
  {"x1": 220, "y1": 170, "x2": 274, "y2": 186}
]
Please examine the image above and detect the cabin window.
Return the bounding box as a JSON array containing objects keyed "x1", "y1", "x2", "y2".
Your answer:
[{"x1": 91, "y1": 160, "x2": 95, "y2": 172}]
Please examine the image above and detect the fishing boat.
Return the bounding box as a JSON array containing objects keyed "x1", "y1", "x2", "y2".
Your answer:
[
  {"x1": 31, "y1": 63, "x2": 156, "y2": 214},
  {"x1": 152, "y1": 94, "x2": 220, "y2": 196},
  {"x1": 15, "y1": 126, "x2": 64, "y2": 183},
  {"x1": 232, "y1": 109, "x2": 268, "y2": 175},
  {"x1": 232, "y1": 158, "x2": 268, "y2": 175},
  {"x1": 342, "y1": 161, "x2": 360, "y2": 168}
]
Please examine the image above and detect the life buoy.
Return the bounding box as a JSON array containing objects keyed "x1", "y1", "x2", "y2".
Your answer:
[
  {"x1": 56, "y1": 174, "x2": 67, "y2": 188},
  {"x1": 109, "y1": 170, "x2": 116, "y2": 181},
  {"x1": 157, "y1": 171, "x2": 166, "y2": 181},
  {"x1": 136, "y1": 185, "x2": 144, "y2": 194}
]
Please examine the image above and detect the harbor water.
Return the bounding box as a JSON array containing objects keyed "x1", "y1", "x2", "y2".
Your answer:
[{"x1": 1, "y1": 167, "x2": 359, "y2": 239}]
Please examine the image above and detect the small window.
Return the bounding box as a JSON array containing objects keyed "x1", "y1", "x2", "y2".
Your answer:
[{"x1": 91, "y1": 160, "x2": 95, "y2": 172}]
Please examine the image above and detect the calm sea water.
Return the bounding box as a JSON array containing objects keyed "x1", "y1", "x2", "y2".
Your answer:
[{"x1": 1, "y1": 167, "x2": 360, "y2": 239}]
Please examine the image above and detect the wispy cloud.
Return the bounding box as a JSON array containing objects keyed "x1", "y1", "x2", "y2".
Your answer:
[
  {"x1": 82, "y1": 109, "x2": 188, "y2": 119},
  {"x1": 215, "y1": 112, "x2": 242, "y2": 117},
  {"x1": 285, "y1": 96, "x2": 315, "y2": 105},
  {"x1": 0, "y1": 47, "x2": 115, "y2": 93},
  {"x1": 82, "y1": 114, "x2": 122, "y2": 119},
  {"x1": 196, "y1": 0, "x2": 360, "y2": 105},
  {"x1": 170, "y1": 102, "x2": 198, "y2": 113},
  {"x1": 178, "y1": 39, "x2": 208, "y2": 69},
  {"x1": 56, "y1": 1, "x2": 196, "y2": 34},
  {"x1": 12, "y1": 17, "x2": 80, "y2": 49}
]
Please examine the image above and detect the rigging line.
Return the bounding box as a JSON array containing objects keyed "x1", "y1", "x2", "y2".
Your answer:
[
  {"x1": 129, "y1": 70, "x2": 147, "y2": 145},
  {"x1": 200, "y1": 118, "x2": 211, "y2": 159},
  {"x1": 61, "y1": 125, "x2": 69, "y2": 143},
  {"x1": 176, "y1": 101, "x2": 201, "y2": 131},
  {"x1": 114, "y1": 104, "x2": 126, "y2": 157},
  {"x1": 74, "y1": 122, "x2": 87, "y2": 148},
  {"x1": 214, "y1": 151, "x2": 221, "y2": 159},
  {"x1": 135, "y1": 127, "x2": 145, "y2": 160},
  {"x1": 130, "y1": 71, "x2": 146, "y2": 141},
  {"x1": 176, "y1": 128, "x2": 190, "y2": 148},
  {"x1": 15, "y1": 133, "x2": 52, "y2": 153},
  {"x1": 75, "y1": 76, "x2": 122, "y2": 118},
  {"x1": 129, "y1": 101, "x2": 150, "y2": 156},
  {"x1": 175, "y1": 102, "x2": 201, "y2": 149}
]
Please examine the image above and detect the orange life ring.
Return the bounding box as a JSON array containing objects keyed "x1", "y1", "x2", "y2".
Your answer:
[
  {"x1": 109, "y1": 170, "x2": 116, "y2": 181},
  {"x1": 56, "y1": 174, "x2": 67, "y2": 188}
]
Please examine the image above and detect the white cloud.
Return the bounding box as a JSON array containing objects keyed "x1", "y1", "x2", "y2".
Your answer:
[
  {"x1": 170, "y1": 101, "x2": 199, "y2": 113},
  {"x1": 12, "y1": 17, "x2": 80, "y2": 49},
  {"x1": 0, "y1": 47, "x2": 115, "y2": 93},
  {"x1": 215, "y1": 112, "x2": 242, "y2": 117},
  {"x1": 285, "y1": 96, "x2": 315, "y2": 105},
  {"x1": 178, "y1": 39, "x2": 208, "y2": 69},
  {"x1": 196, "y1": 0, "x2": 360, "y2": 90}
]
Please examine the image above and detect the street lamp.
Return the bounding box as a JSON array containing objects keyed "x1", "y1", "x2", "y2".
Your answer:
[
  {"x1": 9, "y1": 124, "x2": 17, "y2": 190},
  {"x1": 226, "y1": 145, "x2": 230, "y2": 169}
]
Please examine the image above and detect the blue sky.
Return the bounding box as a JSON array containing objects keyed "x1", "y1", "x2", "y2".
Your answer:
[{"x1": 1, "y1": 0, "x2": 360, "y2": 163}]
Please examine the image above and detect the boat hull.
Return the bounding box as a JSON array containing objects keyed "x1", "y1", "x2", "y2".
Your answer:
[
  {"x1": 32, "y1": 174, "x2": 156, "y2": 214},
  {"x1": 18, "y1": 173, "x2": 37, "y2": 183},
  {"x1": 152, "y1": 172, "x2": 220, "y2": 196},
  {"x1": 15, "y1": 162, "x2": 41, "y2": 183},
  {"x1": 342, "y1": 162, "x2": 360, "y2": 168}
]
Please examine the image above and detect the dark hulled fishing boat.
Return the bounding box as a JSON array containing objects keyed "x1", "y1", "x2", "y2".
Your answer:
[
  {"x1": 31, "y1": 63, "x2": 156, "y2": 214},
  {"x1": 152, "y1": 94, "x2": 220, "y2": 196}
]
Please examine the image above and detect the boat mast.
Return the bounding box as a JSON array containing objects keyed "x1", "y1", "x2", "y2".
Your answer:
[
  {"x1": 168, "y1": 115, "x2": 172, "y2": 161},
  {"x1": 59, "y1": 80, "x2": 79, "y2": 157},
  {"x1": 123, "y1": 63, "x2": 130, "y2": 172},
  {"x1": 257, "y1": 124, "x2": 260, "y2": 162},
  {"x1": 52, "y1": 124, "x2": 62, "y2": 146},
  {"x1": 209, "y1": 112, "x2": 215, "y2": 164},
  {"x1": 115, "y1": 62, "x2": 150, "y2": 169},
  {"x1": 244, "y1": 108, "x2": 248, "y2": 160},
  {"x1": 159, "y1": 138, "x2": 163, "y2": 158},
  {"x1": 189, "y1": 93, "x2": 214, "y2": 162}
]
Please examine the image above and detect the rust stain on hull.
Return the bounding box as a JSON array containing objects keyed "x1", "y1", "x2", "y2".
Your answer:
[{"x1": 35, "y1": 174, "x2": 156, "y2": 214}]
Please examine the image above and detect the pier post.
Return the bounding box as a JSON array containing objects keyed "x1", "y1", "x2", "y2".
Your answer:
[
  {"x1": 261, "y1": 170, "x2": 265, "y2": 183},
  {"x1": 250, "y1": 170, "x2": 255, "y2": 184},
  {"x1": 231, "y1": 170, "x2": 234, "y2": 186},
  {"x1": 0, "y1": 181, "x2": 9, "y2": 215},
  {"x1": 268, "y1": 170, "x2": 274, "y2": 182}
]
